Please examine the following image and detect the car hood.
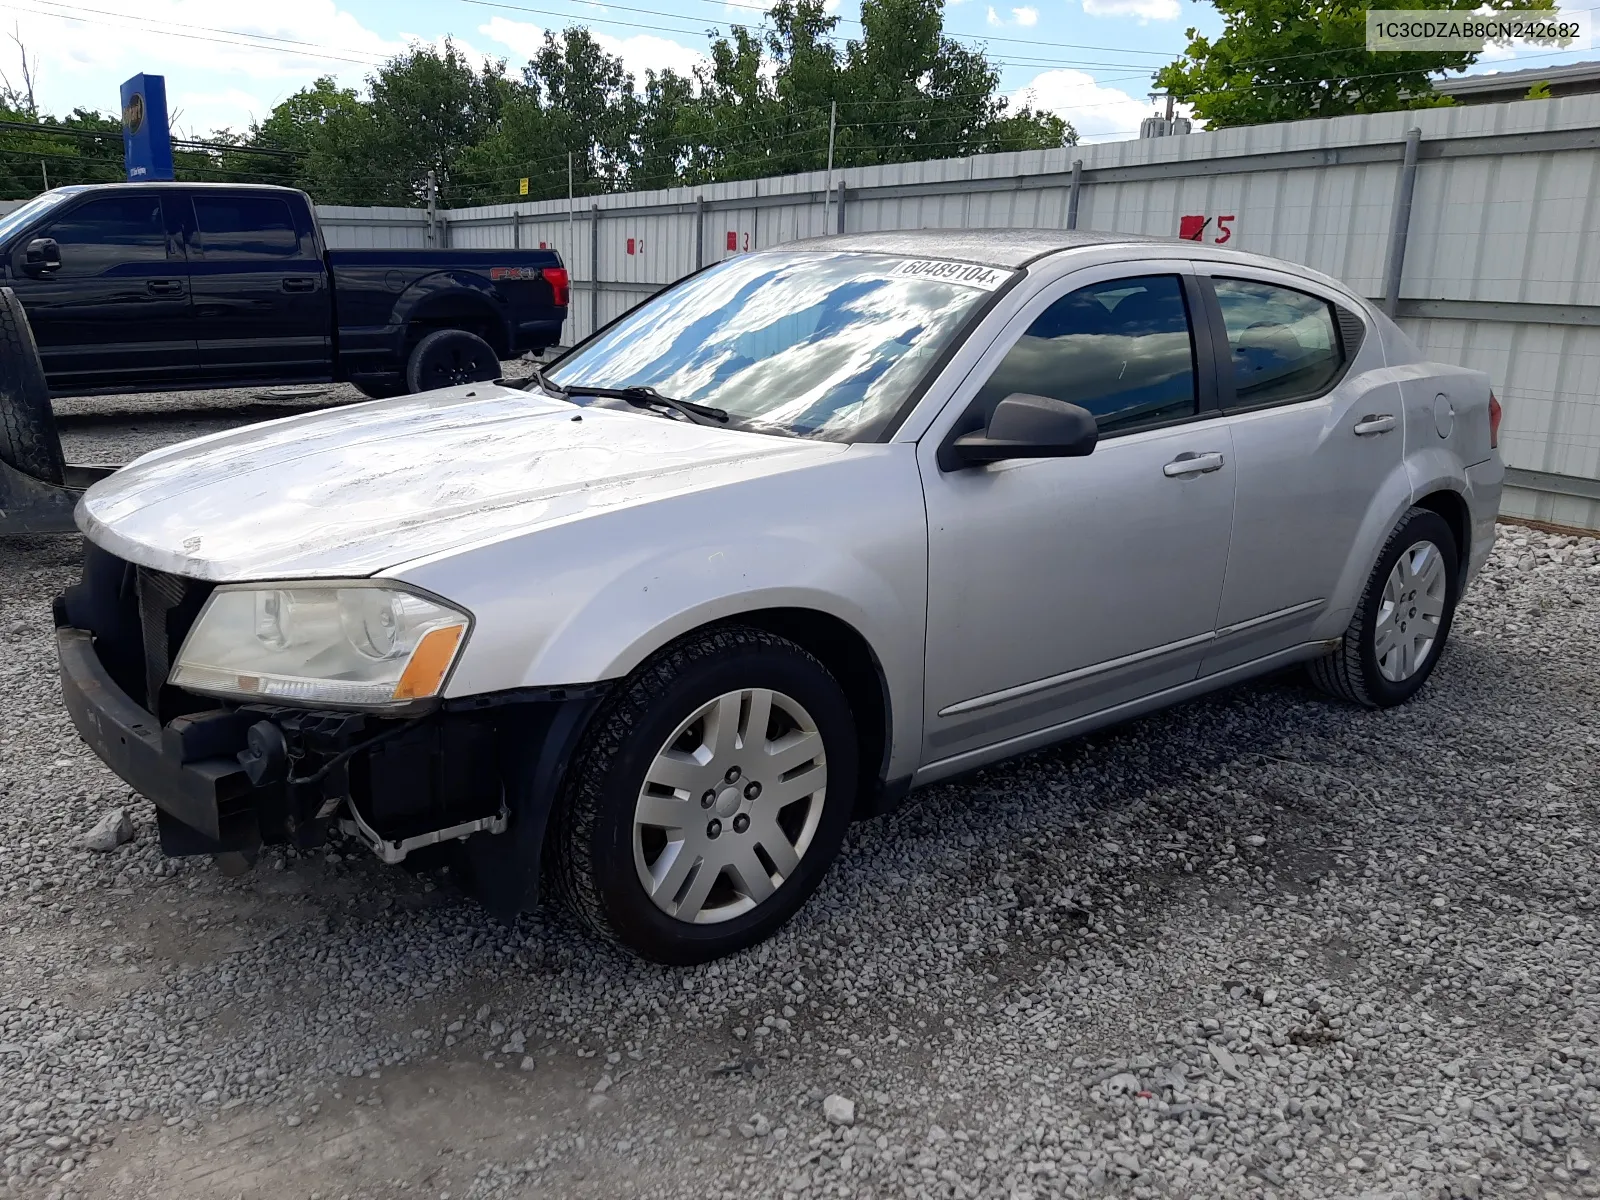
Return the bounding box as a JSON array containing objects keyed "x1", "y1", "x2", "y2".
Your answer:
[{"x1": 77, "y1": 383, "x2": 846, "y2": 581}]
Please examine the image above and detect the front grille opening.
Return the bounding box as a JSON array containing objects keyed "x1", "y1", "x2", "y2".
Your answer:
[{"x1": 68, "y1": 544, "x2": 216, "y2": 721}]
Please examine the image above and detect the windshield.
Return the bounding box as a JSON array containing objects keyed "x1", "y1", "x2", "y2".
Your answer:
[
  {"x1": 0, "y1": 189, "x2": 77, "y2": 245},
  {"x1": 548, "y1": 251, "x2": 1010, "y2": 442}
]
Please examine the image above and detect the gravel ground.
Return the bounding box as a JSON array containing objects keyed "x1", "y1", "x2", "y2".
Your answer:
[{"x1": 3, "y1": 394, "x2": 1599, "y2": 1200}]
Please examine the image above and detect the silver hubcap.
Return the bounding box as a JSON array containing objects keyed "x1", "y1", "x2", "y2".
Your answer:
[
  {"x1": 1374, "y1": 539, "x2": 1448, "y2": 683},
  {"x1": 633, "y1": 688, "x2": 827, "y2": 925}
]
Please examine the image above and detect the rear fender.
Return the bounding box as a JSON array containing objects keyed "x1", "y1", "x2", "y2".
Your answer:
[
  {"x1": 1311, "y1": 456, "x2": 1419, "y2": 639},
  {"x1": 391, "y1": 272, "x2": 511, "y2": 356},
  {"x1": 1407, "y1": 451, "x2": 1486, "y2": 587}
]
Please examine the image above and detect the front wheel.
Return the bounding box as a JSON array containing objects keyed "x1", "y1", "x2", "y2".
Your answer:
[
  {"x1": 551, "y1": 627, "x2": 858, "y2": 964},
  {"x1": 351, "y1": 376, "x2": 408, "y2": 400},
  {"x1": 1308, "y1": 506, "x2": 1459, "y2": 708}
]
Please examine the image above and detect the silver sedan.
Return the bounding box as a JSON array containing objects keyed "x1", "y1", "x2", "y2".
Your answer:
[{"x1": 62, "y1": 229, "x2": 1504, "y2": 963}]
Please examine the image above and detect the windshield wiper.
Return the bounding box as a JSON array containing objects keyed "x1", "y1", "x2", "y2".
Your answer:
[{"x1": 522, "y1": 368, "x2": 728, "y2": 426}]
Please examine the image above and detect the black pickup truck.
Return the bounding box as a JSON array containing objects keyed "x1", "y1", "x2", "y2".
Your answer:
[{"x1": 0, "y1": 182, "x2": 568, "y2": 398}]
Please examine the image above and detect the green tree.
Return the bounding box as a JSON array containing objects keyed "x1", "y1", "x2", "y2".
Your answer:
[
  {"x1": 1156, "y1": 0, "x2": 1554, "y2": 127},
  {"x1": 0, "y1": 107, "x2": 125, "y2": 199}
]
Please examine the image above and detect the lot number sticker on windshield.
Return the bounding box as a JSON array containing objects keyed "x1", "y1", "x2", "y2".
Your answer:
[{"x1": 889, "y1": 259, "x2": 1010, "y2": 290}]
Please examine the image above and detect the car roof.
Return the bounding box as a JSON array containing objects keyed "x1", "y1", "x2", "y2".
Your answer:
[
  {"x1": 780, "y1": 228, "x2": 1167, "y2": 269},
  {"x1": 50, "y1": 182, "x2": 303, "y2": 194},
  {"x1": 775, "y1": 227, "x2": 1368, "y2": 307}
]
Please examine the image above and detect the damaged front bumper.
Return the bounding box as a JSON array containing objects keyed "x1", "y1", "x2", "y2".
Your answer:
[{"x1": 54, "y1": 613, "x2": 605, "y2": 916}]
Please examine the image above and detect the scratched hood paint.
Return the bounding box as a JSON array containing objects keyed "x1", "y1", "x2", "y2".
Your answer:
[{"x1": 77, "y1": 383, "x2": 844, "y2": 581}]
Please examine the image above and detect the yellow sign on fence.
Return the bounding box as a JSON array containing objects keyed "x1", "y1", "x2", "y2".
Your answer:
[{"x1": 519, "y1": 177, "x2": 529, "y2": 195}]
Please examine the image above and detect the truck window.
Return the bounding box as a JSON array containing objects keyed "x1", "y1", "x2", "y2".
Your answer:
[
  {"x1": 43, "y1": 196, "x2": 168, "y2": 275},
  {"x1": 194, "y1": 196, "x2": 300, "y2": 258}
]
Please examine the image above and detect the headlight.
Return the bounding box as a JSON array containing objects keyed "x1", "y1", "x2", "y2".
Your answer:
[{"x1": 170, "y1": 584, "x2": 470, "y2": 709}]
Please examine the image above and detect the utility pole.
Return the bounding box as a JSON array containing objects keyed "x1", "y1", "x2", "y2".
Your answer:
[{"x1": 823, "y1": 100, "x2": 837, "y2": 234}]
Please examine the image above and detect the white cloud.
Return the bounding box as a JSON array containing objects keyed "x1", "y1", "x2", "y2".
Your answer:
[
  {"x1": 1, "y1": 0, "x2": 403, "y2": 133},
  {"x1": 987, "y1": 5, "x2": 1041, "y2": 26},
  {"x1": 1011, "y1": 68, "x2": 1154, "y2": 142},
  {"x1": 1081, "y1": 0, "x2": 1182, "y2": 20},
  {"x1": 478, "y1": 16, "x2": 707, "y2": 86}
]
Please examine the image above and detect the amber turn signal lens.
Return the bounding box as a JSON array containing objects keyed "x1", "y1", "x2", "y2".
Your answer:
[{"x1": 392, "y1": 624, "x2": 466, "y2": 700}]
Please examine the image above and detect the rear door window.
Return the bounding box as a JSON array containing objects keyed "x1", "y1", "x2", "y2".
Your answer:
[
  {"x1": 1212, "y1": 277, "x2": 1343, "y2": 408},
  {"x1": 193, "y1": 196, "x2": 301, "y2": 259},
  {"x1": 974, "y1": 274, "x2": 1198, "y2": 435}
]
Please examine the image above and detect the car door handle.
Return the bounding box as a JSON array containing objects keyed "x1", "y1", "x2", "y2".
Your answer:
[
  {"x1": 1163, "y1": 451, "x2": 1226, "y2": 478},
  {"x1": 146, "y1": 279, "x2": 185, "y2": 296},
  {"x1": 1354, "y1": 413, "x2": 1396, "y2": 436},
  {"x1": 281, "y1": 277, "x2": 317, "y2": 293}
]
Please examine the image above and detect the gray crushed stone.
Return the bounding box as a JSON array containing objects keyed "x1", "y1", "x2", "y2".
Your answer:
[{"x1": 1, "y1": 399, "x2": 1597, "y2": 1200}]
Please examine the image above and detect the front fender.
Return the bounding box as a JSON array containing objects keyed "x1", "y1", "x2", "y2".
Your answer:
[{"x1": 392, "y1": 445, "x2": 930, "y2": 783}]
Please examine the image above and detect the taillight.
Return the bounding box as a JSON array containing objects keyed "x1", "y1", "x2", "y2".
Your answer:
[
  {"x1": 542, "y1": 267, "x2": 569, "y2": 308},
  {"x1": 1488, "y1": 391, "x2": 1501, "y2": 449}
]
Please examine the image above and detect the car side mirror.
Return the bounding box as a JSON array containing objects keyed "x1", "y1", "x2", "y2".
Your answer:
[
  {"x1": 942, "y1": 393, "x2": 1099, "y2": 470},
  {"x1": 22, "y1": 237, "x2": 60, "y2": 275}
]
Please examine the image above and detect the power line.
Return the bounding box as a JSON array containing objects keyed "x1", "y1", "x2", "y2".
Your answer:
[
  {"x1": 460, "y1": 0, "x2": 1175, "y2": 72},
  {"x1": 3, "y1": 1, "x2": 392, "y2": 67},
  {"x1": 25, "y1": 0, "x2": 394, "y2": 61}
]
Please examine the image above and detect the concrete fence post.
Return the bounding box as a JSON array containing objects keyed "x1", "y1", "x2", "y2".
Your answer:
[
  {"x1": 1382, "y1": 129, "x2": 1423, "y2": 318},
  {"x1": 590, "y1": 203, "x2": 601, "y2": 336},
  {"x1": 1066, "y1": 159, "x2": 1082, "y2": 231},
  {"x1": 834, "y1": 182, "x2": 847, "y2": 234}
]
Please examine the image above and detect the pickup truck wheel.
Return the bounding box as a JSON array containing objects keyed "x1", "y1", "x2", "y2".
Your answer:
[
  {"x1": 1308, "y1": 507, "x2": 1459, "y2": 708},
  {"x1": 552, "y1": 627, "x2": 858, "y2": 964},
  {"x1": 0, "y1": 286, "x2": 65, "y2": 485},
  {"x1": 405, "y1": 328, "x2": 500, "y2": 394},
  {"x1": 352, "y1": 377, "x2": 408, "y2": 400}
]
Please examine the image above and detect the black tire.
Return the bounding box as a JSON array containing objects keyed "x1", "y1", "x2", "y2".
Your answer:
[
  {"x1": 551, "y1": 626, "x2": 859, "y2": 965},
  {"x1": 404, "y1": 328, "x2": 500, "y2": 394},
  {"x1": 0, "y1": 286, "x2": 64, "y2": 485},
  {"x1": 352, "y1": 376, "x2": 409, "y2": 400},
  {"x1": 1308, "y1": 506, "x2": 1459, "y2": 708}
]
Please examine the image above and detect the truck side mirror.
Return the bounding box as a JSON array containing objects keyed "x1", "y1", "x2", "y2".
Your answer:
[{"x1": 23, "y1": 237, "x2": 60, "y2": 275}]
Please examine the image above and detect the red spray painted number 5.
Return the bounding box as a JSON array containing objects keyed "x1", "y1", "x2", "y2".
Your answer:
[{"x1": 1179, "y1": 214, "x2": 1237, "y2": 243}]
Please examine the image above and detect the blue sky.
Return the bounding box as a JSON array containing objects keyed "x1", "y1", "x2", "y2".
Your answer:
[{"x1": 0, "y1": 0, "x2": 1594, "y2": 145}]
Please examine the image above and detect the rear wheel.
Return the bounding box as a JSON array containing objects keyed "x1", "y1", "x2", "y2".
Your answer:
[
  {"x1": 405, "y1": 329, "x2": 500, "y2": 394},
  {"x1": 0, "y1": 286, "x2": 64, "y2": 484},
  {"x1": 552, "y1": 626, "x2": 858, "y2": 964},
  {"x1": 1308, "y1": 507, "x2": 1459, "y2": 707}
]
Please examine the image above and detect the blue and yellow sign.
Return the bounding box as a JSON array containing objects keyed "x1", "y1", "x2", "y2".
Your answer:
[{"x1": 120, "y1": 73, "x2": 174, "y2": 182}]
